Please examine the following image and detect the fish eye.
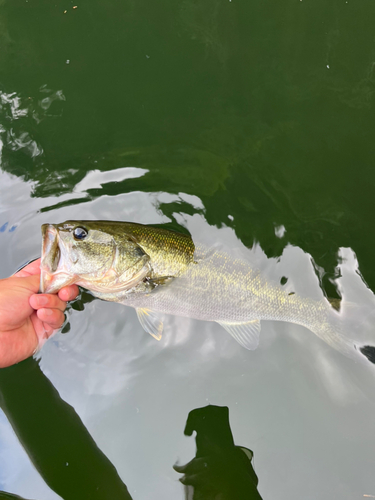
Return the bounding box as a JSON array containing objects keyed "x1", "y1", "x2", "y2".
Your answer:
[{"x1": 73, "y1": 227, "x2": 88, "y2": 240}]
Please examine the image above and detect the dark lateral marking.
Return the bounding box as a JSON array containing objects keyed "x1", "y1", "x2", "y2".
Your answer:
[
  {"x1": 280, "y1": 276, "x2": 288, "y2": 286},
  {"x1": 360, "y1": 345, "x2": 375, "y2": 364},
  {"x1": 288, "y1": 292, "x2": 295, "y2": 296}
]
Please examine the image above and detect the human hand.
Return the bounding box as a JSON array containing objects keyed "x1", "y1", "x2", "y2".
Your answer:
[
  {"x1": 174, "y1": 447, "x2": 261, "y2": 500},
  {"x1": 174, "y1": 405, "x2": 262, "y2": 500},
  {"x1": 0, "y1": 259, "x2": 79, "y2": 368}
]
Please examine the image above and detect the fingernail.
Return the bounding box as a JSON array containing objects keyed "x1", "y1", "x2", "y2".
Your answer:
[
  {"x1": 37, "y1": 296, "x2": 48, "y2": 306},
  {"x1": 42, "y1": 308, "x2": 53, "y2": 316}
]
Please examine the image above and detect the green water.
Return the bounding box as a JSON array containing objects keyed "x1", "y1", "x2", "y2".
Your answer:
[{"x1": 1, "y1": 0, "x2": 375, "y2": 498}]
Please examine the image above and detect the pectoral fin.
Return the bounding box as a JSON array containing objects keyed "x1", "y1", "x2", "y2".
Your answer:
[
  {"x1": 136, "y1": 308, "x2": 164, "y2": 340},
  {"x1": 145, "y1": 276, "x2": 174, "y2": 288},
  {"x1": 217, "y1": 319, "x2": 261, "y2": 350}
]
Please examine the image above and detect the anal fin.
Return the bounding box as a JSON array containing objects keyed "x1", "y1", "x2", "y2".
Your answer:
[
  {"x1": 136, "y1": 308, "x2": 164, "y2": 340},
  {"x1": 217, "y1": 319, "x2": 261, "y2": 350}
]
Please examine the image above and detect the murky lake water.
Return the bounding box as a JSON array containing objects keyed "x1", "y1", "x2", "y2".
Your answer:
[{"x1": 1, "y1": 0, "x2": 375, "y2": 498}]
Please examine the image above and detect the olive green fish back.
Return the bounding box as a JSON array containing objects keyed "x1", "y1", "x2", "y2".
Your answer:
[{"x1": 56, "y1": 220, "x2": 195, "y2": 278}]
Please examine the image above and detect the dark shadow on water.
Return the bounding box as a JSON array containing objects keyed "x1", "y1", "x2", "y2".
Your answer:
[
  {"x1": 0, "y1": 357, "x2": 132, "y2": 500},
  {"x1": 0, "y1": 358, "x2": 262, "y2": 500}
]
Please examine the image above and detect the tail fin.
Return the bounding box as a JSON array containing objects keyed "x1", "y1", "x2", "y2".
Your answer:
[{"x1": 308, "y1": 305, "x2": 375, "y2": 366}]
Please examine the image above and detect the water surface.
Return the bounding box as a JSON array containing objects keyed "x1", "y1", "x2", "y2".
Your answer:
[{"x1": 1, "y1": 0, "x2": 375, "y2": 498}]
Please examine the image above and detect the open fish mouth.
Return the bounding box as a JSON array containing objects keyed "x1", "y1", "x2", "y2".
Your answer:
[
  {"x1": 40, "y1": 224, "x2": 59, "y2": 293},
  {"x1": 40, "y1": 224, "x2": 72, "y2": 293}
]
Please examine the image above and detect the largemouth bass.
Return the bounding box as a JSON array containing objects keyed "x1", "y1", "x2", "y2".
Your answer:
[{"x1": 40, "y1": 220, "x2": 375, "y2": 364}]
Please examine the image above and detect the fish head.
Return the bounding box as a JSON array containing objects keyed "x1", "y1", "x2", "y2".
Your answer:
[{"x1": 40, "y1": 221, "x2": 150, "y2": 294}]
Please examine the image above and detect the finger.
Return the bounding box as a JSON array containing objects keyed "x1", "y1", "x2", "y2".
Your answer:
[
  {"x1": 174, "y1": 457, "x2": 210, "y2": 475},
  {"x1": 36, "y1": 308, "x2": 65, "y2": 330},
  {"x1": 31, "y1": 312, "x2": 55, "y2": 347},
  {"x1": 42, "y1": 323, "x2": 55, "y2": 337},
  {"x1": 7, "y1": 274, "x2": 40, "y2": 295},
  {"x1": 58, "y1": 285, "x2": 79, "y2": 302},
  {"x1": 179, "y1": 472, "x2": 206, "y2": 487},
  {"x1": 30, "y1": 293, "x2": 67, "y2": 312},
  {"x1": 173, "y1": 461, "x2": 189, "y2": 473},
  {"x1": 14, "y1": 258, "x2": 41, "y2": 278}
]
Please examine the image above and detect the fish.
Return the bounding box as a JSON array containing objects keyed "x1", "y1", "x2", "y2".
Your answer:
[{"x1": 40, "y1": 220, "x2": 375, "y2": 365}]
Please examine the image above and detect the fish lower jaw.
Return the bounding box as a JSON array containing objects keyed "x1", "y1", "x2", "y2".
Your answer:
[{"x1": 40, "y1": 270, "x2": 76, "y2": 294}]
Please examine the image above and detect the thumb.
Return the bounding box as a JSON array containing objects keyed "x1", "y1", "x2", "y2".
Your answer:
[{"x1": 11, "y1": 274, "x2": 41, "y2": 294}]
